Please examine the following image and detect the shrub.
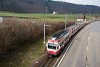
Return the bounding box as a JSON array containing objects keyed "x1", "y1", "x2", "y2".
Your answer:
[{"x1": 0, "y1": 17, "x2": 74, "y2": 54}]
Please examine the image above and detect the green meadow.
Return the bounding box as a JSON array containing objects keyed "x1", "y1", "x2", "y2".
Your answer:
[{"x1": 0, "y1": 12, "x2": 79, "y2": 22}]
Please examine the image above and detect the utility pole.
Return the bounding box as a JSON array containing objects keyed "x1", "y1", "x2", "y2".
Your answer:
[
  {"x1": 44, "y1": 23, "x2": 50, "y2": 45},
  {"x1": 44, "y1": 23, "x2": 46, "y2": 44},
  {"x1": 65, "y1": 14, "x2": 67, "y2": 29},
  {"x1": 63, "y1": 0, "x2": 67, "y2": 29},
  {"x1": 43, "y1": 6, "x2": 50, "y2": 46},
  {"x1": 89, "y1": 11, "x2": 91, "y2": 20}
]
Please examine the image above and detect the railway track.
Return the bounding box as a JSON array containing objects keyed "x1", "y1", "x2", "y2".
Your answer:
[{"x1": 40, "y1": 55, "x2": 57, "y2": 67}]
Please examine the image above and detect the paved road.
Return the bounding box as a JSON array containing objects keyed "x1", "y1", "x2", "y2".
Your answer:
[{"x1": 57, "y1": 21, "x2": 100, "y2": 67}]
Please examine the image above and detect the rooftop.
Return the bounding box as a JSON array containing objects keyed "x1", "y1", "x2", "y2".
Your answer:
[
  {"x1": 77, "y1": 14, "x2": 86, "y2": 19},
  {"x1": 51, "y1": 30, "x2": 68, "y2": 40}
]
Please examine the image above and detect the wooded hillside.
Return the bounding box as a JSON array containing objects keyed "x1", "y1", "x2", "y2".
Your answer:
[{"x1": 0, "y1": 0, "x2": 100, "y2": 14}]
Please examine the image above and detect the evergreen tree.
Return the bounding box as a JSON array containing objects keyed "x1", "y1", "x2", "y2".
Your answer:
[{"x1": 45, "y1": 0, "x2": 53, "y2": 13}]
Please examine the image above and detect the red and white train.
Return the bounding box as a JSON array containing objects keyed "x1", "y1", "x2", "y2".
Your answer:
[{"x1": 46, "y1": 22, "x2": 85, "y2": 56}]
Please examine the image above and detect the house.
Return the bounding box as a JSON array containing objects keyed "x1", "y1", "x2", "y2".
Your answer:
[
  {"x1": 77, "y1": 14, "x2": 86, "y2": 22},
  {"x1": 52, "y1": 11, "x2": 58, "y2": 14},
  {"x1": 0, "y1": 17, "x2": 3, "y2": 23}
]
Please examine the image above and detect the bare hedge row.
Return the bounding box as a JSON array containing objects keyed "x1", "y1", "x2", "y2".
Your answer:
[{"x1": 0, "y1": 17, "x2": 74, "y2": 54}]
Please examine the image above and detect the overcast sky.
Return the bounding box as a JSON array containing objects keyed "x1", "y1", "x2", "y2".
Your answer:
[{"x1": 53, "y1": 0, "x2": 100, "y2": 6}]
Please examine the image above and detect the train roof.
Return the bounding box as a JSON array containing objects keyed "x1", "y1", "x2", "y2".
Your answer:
[
  {"x1": 51, "y1": 30, "x2": 68, "y2": 40},
  {"x1": 67, "y1": 24, "x2": 77, "y2": 29}
]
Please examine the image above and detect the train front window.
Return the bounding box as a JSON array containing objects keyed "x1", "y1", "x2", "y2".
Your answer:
[{"x1": 48, "y1": 43, "x2": 57, "y2": 50}]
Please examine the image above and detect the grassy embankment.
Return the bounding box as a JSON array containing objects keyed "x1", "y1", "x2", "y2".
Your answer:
[
  {"x1": 0, "y1": 12, "x2": 77, "y2": 67},
  {"x1": 0, "y1": 12, "x2": 78, "y2": 22}
]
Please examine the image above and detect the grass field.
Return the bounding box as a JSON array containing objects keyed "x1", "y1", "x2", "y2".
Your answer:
[
  {"x1": 0, "y1": 12, "x2": 98, "y2": 22},
  {"x1": 0, "y1": 37, "x2": 45, "y2": 67},
  {"x1": 0, "y1": 12, "x2": 78, "y2": 22}
]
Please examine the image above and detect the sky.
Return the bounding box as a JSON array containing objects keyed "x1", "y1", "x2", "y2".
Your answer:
[{"x1": 53, "y1": 0, "x2": 100, "y2": 7}]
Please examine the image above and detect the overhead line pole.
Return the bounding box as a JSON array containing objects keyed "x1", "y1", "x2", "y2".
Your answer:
[
  {"x1": 44, "y1": 6, "x2": 50, "y2": 46},
  {"x1": 65, "y1": 14, "x2": 67, "y2": 29}
]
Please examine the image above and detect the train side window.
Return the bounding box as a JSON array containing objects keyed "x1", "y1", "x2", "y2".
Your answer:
[
  {"x1": 60, "y1": 40, "x2": 64, "y2": 47},
  {"x1": 65, "y1": 35, "x2": 69, "y2": 41}
]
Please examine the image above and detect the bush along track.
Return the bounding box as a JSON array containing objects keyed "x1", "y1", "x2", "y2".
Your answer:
[{"x1": 0, "y1": 17, "x2": 75, "y2": 67}]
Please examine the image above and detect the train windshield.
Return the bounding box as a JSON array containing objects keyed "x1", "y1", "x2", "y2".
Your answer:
[{"x1": 48, "y1": 43, "x2": 57, "y2": 50}]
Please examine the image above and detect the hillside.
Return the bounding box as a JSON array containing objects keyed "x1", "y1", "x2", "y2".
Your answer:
[{"x1": 0, "y1": 0, "x2": 100, "y2": 14}]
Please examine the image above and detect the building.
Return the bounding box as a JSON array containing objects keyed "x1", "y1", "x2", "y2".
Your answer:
[
  {"x1": 77, "y1": 14, "x2": 86, "y2": 22},
  {"x1": 0, "y1": 17, "x2": 3, "y2": 23}
]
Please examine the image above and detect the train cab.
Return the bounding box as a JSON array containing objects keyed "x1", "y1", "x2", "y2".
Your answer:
[{"x1": 47, "y1": 30, "x2": 70, "y2": 56}]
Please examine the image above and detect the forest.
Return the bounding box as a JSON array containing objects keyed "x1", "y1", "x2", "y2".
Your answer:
[{"x1": 0, "y1": 0, "x2": 100, "y2": 14}]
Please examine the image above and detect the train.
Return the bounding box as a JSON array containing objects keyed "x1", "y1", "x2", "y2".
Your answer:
[{"x1": 46, "y1": 22, "x2": 85, "y2": 56}]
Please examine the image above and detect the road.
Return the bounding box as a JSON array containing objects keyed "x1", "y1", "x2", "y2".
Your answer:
[{"x1": 57, "y1": 21, "x2": 100, "y2": 67}]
